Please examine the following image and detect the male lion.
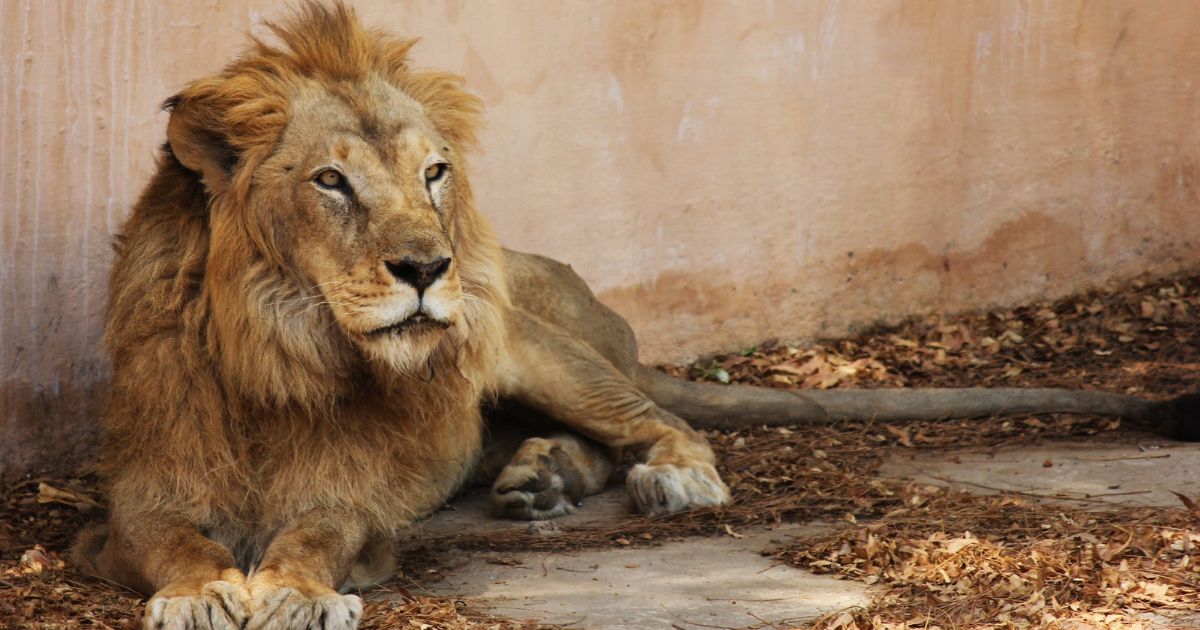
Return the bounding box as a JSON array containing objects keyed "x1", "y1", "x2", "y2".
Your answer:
[
  {"x1": 78, "y1": 5, "x2": 724, "y2": 628},
  {"x1": 79, "y1": 3, "x2": 1197, "y2": 629}
]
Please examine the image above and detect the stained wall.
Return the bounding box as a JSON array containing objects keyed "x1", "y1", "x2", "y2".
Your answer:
[{"x1": 3, "y1": 1, "x2": 1199, "y2": 478}]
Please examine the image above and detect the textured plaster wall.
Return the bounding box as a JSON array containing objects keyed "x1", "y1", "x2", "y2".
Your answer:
[{"x1": 2, "y1": 1, "x2": 1199, "y2": 479}]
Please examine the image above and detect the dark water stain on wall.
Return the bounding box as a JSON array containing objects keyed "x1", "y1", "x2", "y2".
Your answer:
[
  {"x1": 597, "y1": 210, "x2": 1195, "y2": 361},
  {"x1": 1, "y1": 378, "x2": 106, "y2": 483}
]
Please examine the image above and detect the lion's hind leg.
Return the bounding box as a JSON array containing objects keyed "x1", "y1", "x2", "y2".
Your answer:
[
  {"x1": 343, "y1": 535, "x2": 395, "y2": 592},
  {"x1": 499, "y1": 309, "x2": 732, "y2": 517},
  {"x1": 490, "y1": 434, "x2": 613, "y2": 520}
]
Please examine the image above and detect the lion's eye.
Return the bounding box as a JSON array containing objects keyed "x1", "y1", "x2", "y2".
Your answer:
[
  {"x1": 424, "y1": 163, "x2": 447, "y2": 184},
  {"x1": 315, "y1": 169, "x2": 346, "y2": 190}
]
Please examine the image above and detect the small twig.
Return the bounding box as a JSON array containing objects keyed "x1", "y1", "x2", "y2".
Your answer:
[
  {"x1": 1082, "y1": 490, "x2": 1154, "y2": 499},
  {"x1": 1071, "y1": 453, "x2": 1171, "y2": 462},
  {"x1": 914, "y1": 471, "x2": 1147, "y2": 505},
  {"x1": 704, "y1": 596, "x2": 799, "y2": 602}
]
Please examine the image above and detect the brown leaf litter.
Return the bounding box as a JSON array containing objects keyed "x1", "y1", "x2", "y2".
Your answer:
[{"x1": 2, "y1": 271, "x2": 1198, "y2": 628}]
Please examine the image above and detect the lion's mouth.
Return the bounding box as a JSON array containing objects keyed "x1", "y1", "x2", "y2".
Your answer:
[{"x1": 367, "y1": 313, "x2": 450, "y2": 337}]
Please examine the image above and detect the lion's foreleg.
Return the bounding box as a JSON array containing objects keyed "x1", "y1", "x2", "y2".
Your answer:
[
  {"x1": 498, "y1": 311, "x2": 730, "y2": 516},
  {"x1": 84, "y1": 511, "x2": 250, "y2": 630},
  {"x1": 244, "y1": 509, "x2": 373, "y2": 630}
]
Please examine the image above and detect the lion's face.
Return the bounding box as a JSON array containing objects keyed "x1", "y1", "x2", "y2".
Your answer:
[
  {"x1": 158, "y1": 14, "x2": 503, "y2": 404},
  {"x1": 255, "y1": 78, "x2": 465, "y2": 370}
]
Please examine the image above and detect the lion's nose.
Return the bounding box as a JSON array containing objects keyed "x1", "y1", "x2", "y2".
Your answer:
[{"x1": 385, "y1": 256, "x2": 451, "y2": 293}]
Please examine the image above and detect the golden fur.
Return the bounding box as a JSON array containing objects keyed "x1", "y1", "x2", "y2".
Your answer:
[
  {"x1": 83, "y1": 4, "x2": 729, "y2": 628},
  {"x1": 101, "y1": 0, "x2": 507, "y2": 533}
]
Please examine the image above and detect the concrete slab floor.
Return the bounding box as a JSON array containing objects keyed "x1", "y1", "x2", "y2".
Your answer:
[
  {"x1": 880, "y1": 438, "x2": 1200, "y2": 507},
  {"x1": 376, "y1": 438, "x2": 1200, "y2": 627},
  {"x1": 384, "y1": 488, "x2": 869, "y2": 629}
]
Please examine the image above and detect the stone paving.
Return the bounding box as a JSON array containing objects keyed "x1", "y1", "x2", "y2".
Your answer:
[
  {"x1": 387, "y1": 489, "x2": 868, "y2": 629},
  {"x1": 382, "y1": 438, "x2": 1200, "y2": 628}
]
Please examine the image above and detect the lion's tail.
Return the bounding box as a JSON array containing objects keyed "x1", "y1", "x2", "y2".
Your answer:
[
  {"x1": 1159, "y1": 393, "x2": 1200, "y2": 440},
  {"x1": 634, "y1": 364, "x2": 1199, "y2": 439}
]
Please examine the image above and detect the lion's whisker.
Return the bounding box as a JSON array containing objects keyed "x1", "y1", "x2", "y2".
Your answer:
[
  {"x1": 264, "y1": 280, "x2": 355, "y2": 308},
  {"x1": 265, "y1": 294, "x2": 328, "y2": 307},
  {"x1": 256, "y1": 299, "x2": 361, "y2": 321}
]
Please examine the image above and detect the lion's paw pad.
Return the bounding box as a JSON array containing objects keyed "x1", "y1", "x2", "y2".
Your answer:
[
  {"x1": 144, "y1": 580, "x2": 249, "y2": 630},
  {"x1": 246, "y1": 588, "x2": 361, "y2": 630},
  {"x1": 491, "y1": 461, "x2": 574, "y2": 520},
  {"x1": 627, "y1": 462, "x2": 731, "y2": 516}
]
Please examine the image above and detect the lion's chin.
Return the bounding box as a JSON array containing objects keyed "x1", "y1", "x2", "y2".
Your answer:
[{"x1": 356, "y1": 323, "x2": 449, "y2": 376}]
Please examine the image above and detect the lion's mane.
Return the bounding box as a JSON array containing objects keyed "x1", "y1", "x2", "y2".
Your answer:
[{"x1": 99, "y1": 3, "x2": 508, "y2": 538}]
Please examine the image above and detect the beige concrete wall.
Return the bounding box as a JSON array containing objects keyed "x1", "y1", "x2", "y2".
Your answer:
[{"x1": 3, "y1": 0, "x2": 1199, "y2": 479}]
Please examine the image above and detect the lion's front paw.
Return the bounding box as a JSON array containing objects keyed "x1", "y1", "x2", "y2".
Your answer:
[
  {"x1": 144, "y1": 580, "x2": 250, "y2": 630},
  {"x1": 627, "y1": 462, "x2": 731, "y2": 516},
  {"x1": 246, "y1": 587, "x2": 362, "y2": 630},
  {"x1": 491, "y1": 458, "x2": 575, "y2": 520}
]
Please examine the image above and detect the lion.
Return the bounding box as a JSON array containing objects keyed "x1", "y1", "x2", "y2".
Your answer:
[
  {"x1": 77, "y1": 5, "x2": 723, "y2": 628},
  {"x1": 76, "y1": 3, "x2": 1197, "y2": 629}
]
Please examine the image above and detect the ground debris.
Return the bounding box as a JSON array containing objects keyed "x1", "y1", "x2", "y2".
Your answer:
[
  {"x1": 791, "y1": 487, "x2": 1200, "y2": 628},
  {"x1": 360, "y1": 591, "x2": 542, "y2": 629},
  {"x1": 2, "y1": 271, "x2": 1198, "y2": 628},
  {"x1": 671, "y1": 272, "x2": 1200, "y2": 400}
]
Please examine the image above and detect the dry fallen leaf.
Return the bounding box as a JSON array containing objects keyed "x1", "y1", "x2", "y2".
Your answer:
[{"x1": 36, "y1": 482, "x2": 102, "y2": 511}]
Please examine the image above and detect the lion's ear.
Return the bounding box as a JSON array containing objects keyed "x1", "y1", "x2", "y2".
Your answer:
[{"x1": 164, "y1": 92, "x2": 236, "y2": 196}]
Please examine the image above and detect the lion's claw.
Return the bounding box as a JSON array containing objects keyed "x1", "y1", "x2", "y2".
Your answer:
[
  {"x1": 246, "y1": 587, "x2": 361, "y2": 630},
  {"x1": 143, "y1": 580, "x2": 249, "y2": 630},
  {"x1": 627, "y1": 462, "x2": 730, "y2": 516}
]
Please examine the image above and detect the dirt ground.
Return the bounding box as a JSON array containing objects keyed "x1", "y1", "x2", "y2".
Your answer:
[{"x1": 3, "y1": 271, "x2": 1199, "y2": 629}]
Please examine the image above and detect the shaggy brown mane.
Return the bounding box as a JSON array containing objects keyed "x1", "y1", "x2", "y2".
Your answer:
[
  {"x1": 97, "y1": 1, "x2": 508, "y2": 537},
  {"x1": 167, "y1": 2, "x2": 483, "y2": 205}
]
